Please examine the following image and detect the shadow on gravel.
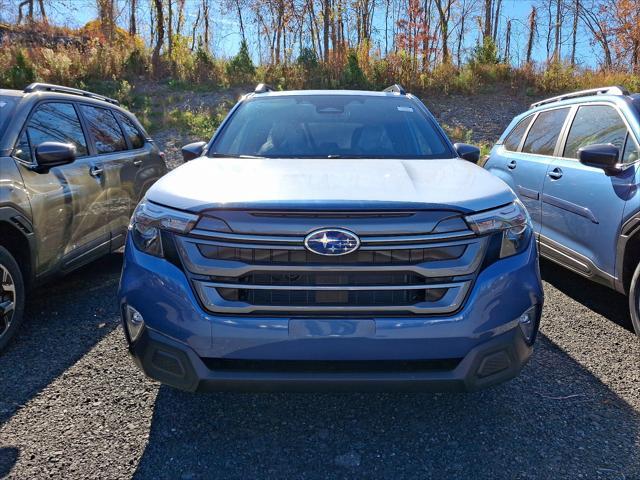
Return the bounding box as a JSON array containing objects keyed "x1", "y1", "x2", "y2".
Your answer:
[
  {"x1": 0, "y1": 253, "x2": 123, "y2": 426},
  {"x1": 540, "y1": 259, "x2": 634, "y2": 333},
  {"x1": 0, "y1": 447, "x2": 19, "y2": 478},
  {"x1": 134, "y1": 336, "x2": 640, "y2": 480}
]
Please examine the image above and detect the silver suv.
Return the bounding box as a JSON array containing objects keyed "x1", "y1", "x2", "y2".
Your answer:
[{"x1": 0, "y1": 83, "x2": 166, "y2": 351}]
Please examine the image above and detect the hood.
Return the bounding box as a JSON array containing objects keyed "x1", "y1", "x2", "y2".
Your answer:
[{"x1": 146, "y1": 157, "x2": 515, "y2": 213}]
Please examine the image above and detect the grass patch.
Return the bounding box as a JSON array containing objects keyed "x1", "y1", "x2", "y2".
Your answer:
[{"x1": 164, "y1": 101, "x2": 233, "y2": 138}]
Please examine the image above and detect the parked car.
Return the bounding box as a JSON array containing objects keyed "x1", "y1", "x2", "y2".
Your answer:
[
  {"x1": 485, "y1": 86, "x2": 640, "y2": 337},
  {"x1": 118, "y1": 84, "x2": 543, "y2": 392},
  {"x1": 0, "y1": 83, "x2": 167, "y2": 351}
]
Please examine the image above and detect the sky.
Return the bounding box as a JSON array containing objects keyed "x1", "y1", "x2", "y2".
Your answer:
[{"x1": 0, "y1": 0, "x2": 601, "y2": 67}]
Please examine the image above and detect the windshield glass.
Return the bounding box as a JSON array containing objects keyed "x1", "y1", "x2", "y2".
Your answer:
[
  {"x1": 0, "y1": 96, "x2": 17, "y2": 137},
  {"x1": 209, "y1": 95, "x2": 453, "y2": 159}
]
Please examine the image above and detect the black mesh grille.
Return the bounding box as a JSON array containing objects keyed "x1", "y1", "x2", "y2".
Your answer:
[
  {"x1": 198, "y1": 244, "x2": 465, "y2": 265},
  {"x1": 202, "y1": 357, "x2": 462, "y2": 373},
  {"x1": 213, "y1": 271, "x2": 438, "y2": 286},
  {"x1": 217, "y1": 287, "x2": 448, "y2": 306}
]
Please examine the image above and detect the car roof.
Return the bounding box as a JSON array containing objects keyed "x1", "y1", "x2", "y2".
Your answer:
[
  {"x1": 251, "y1": 89, "x2": 412, "y2": 98},
  {"x1": 0, "y1": 89, "x2": 25, "y2": 98}
]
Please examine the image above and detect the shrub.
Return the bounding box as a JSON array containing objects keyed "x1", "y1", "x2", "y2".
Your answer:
[
  {"x1": 536, "y1": 61, "x2": 577, "y2": 92},
  {"x1": 5, "y1": 50, "x2": 36, "y2": 88},
  {"x1": 470, "y1": 37, "x2": 501, "y2": 66},
  {"x1": 341, "y1": 50, "x2": 367, "y2": 88},
  {"x1": 226, "y1": 40, "x2": 255, "y2": 86}
]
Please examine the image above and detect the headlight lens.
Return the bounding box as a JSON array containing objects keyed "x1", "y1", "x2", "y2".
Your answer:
[
  {"x1": 129, "y1": 200, "x2": 199, "y2": 257},
  {"x1": 464, "y1": 201, "x2": 532, "y2": 258}
]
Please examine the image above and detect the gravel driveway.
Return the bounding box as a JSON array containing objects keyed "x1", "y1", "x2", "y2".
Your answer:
[
  {"x1": 1, "y1": 92, "x2": 639, "y2": 479},
  {"x1": 0, "y1": 256, "x2": 638, "y2": 479}
]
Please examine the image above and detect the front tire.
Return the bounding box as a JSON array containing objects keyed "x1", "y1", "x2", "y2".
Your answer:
[
  {"x1": 627, "y1": 262, "x2": 640, "y2": 337},
  {"x1": 0, "y1": 246, "x2": 25, "y2": 352}
]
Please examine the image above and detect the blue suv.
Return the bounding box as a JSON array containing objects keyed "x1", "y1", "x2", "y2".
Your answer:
[
  {"x1": 485, "y1": 86, "x2": 640, "y2": 336},
  {"x1": 118, "y1": 84, "x2": 543, "y2": 392}
]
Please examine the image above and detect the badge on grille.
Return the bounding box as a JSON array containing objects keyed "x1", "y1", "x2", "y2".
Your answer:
[{"x1": 304, "y1": 228, "x2": 361, "y2": 256}]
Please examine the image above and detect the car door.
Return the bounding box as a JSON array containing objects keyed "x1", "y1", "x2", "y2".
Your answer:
[
  {"x1": 488, "y1": 108, "x2": 570, "y2": 234},
  {"x1": 14, "y1": 101, "x2": 110, "y2": 274},
  {"x1": 77, "y1": 104, "x2": 132, "y2": 249},
  {"x1": 540, "y1": 103, "x2": 640, "y2": 279},
  {"x1": 113, "y1": 110, "x2": 165, "y2": 206}
]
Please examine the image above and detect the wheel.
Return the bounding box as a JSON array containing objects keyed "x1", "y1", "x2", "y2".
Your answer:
[
  {"x1": 0, "y1": 246, "x2": 25, "y2": 352},
  {"x1": 627, "y1": 261, "x2": 640, "y2": 337}
]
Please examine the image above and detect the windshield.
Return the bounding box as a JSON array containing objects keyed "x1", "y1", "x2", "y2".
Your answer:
[
  {"x1": 209, "y1": 95, "x2": 453, "y2": 159},
  {"x1": 0, "y1": 96, "x2": 17, "y2": 137}
]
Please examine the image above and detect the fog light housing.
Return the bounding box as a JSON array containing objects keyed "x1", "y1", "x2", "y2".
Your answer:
[
  {"x1": 125, "y1": 305, "x2": 145, "y2": 342},
  {"x1": 518, "y1": 305, "x2": 539, "y2": 345}
]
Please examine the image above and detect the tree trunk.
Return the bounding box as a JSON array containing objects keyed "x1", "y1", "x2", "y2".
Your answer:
[
  {"x1": 503, "y1": 19, "x2": 511, "y2": 61},
  {"x1": 202, "y1": 0, "x2": 210, "y2": 50},
  {"x1": 526, "y1": 6, "x2": 536, "y2": 64},
  {"x1": 457, "y1": 9, "x2": 465, "y2": 66},
  {"x1": 167, "y1": 0, "x2": 173, "y2": 58},
  {"x1": 129, "y1": 0, "x2": 137, "y2": 36},
  {"x1": 553, "y1": 0, "x2": 562, "y2": 61},
  {"x1": 483, "y1": 0, "x2": 492, "y2": 40},
  {"x1": 323, "y1": 0, "x2": 330, "y2": 63},
  {"x1": 492, "y1": 0, "x2": 502, "y2": 41},
  {"x1": 152, "y1": 0, "x2": 165, "y2": 74},
  {"x1": 235, "y1": 0, "x2": 246, "y2": 43},
  {"x1": 191, "y1": 7, "x2": 200, "y2": 50},
  {"x1": 570, "y1": 0, "x2": 579, "y2": 66},
  {"x1": 37, "y1": 0, "x2": 46, "y2": 22}
]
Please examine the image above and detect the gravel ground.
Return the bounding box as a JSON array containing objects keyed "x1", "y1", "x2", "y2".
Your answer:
[{"x1": 0, "y1": 91, "x2": 638, "y2": 479}]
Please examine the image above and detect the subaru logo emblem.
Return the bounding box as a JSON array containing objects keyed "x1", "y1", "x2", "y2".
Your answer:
[{"x1": 304, "y1": 228, "x2": 361, "y2": 256}]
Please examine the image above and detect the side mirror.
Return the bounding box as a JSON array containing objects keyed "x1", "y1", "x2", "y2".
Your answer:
[
  {"x1": 181, "y1": 141, "x2": 207, "y2": 162},
  {"x1": 578, "y1": 144, "x2": 620, "y2": 172},
  {"x1": 34, "y1": 142, "x2": 76, "y2": 171},
  {"x1": 454, "y1": 143, "x2": 481, "y2": 163}
]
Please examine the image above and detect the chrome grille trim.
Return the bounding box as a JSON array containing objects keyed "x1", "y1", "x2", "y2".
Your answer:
[
  {"x1": 204, "y1": 281, "x2": 463, "y2": 291},
  {"x1": 193, "y1": 280, "x2": 471, "y2": 314},
  {"x1": 187, "y1": 228, "x2": 474, "y2": 246},
  {"x1": 175, "y1": 236, "x2": 486, "y2": 278},
  {"x1": 176, "y1": 216, "x2": 485, "y2": 315}
]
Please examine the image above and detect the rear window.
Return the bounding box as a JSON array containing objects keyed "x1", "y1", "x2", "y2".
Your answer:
[
  {"x1": 503, "y1": 115, "x2": 533, "y2": 151},
  {"x1": 210, "y1": 95, "x2": 453, "y2": 159},
  {"x1": 522, "y1": 108, "x2": 569, "y2": 156},
  {"x1": 115, "y1": 111, "x2": 145, "y2": 149},
  {"x1": 563, "y1": 105, "x2": 628, "y2": 159},
  {"x1": 79, "y1": 105, "x2": 127, "y2": 154}
]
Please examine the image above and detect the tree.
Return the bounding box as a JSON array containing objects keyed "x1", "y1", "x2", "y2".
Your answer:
[
  {"x1": 152, "y1": 0, "x2": 165, "y2": 73},
  {"x1": 611, "y1": 0, "x2": 640, "y2": 71},
  {"x1": 434, "y1": 0, "x2": 455, "y2": 63}
]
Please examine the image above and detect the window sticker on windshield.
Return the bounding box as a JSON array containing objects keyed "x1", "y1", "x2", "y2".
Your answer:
[{"x1": 397, "y1": 106, "x2": 413, "y2": 112}]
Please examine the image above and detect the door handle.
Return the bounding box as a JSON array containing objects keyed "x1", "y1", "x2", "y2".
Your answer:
[
  {"x1": 133, "y1": 159, "x2": 143, "y2": 167},
  {"x1": 89, "y1": 165, "x2": 104, "y2": 178},
  {"x1": 548, "y1": 167, "x2": 563, "y2": 180},
  {"x1": 507, "y1": 160, "x2": 517, "y2": 170}
]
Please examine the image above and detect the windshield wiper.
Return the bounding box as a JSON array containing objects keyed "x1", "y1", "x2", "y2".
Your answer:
[{"x1": 208, "y1": 153, "x2": 266, "y2": 159}]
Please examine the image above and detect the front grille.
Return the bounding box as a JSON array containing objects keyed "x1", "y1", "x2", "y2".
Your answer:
[
  {"x1": 175, "y1": 211, "x2": 487, "y2": 316},
  {"x1": 202, "y1": 357, "x2": 463, "y2": 373},
  {"x1": 217, "y1": 286, "x2": 448, "y2": 306},
  {"x1": 197, "y1": 244, "x2": 465, "y2": 265}
]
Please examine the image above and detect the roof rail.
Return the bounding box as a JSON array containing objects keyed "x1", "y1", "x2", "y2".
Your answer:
[
  {"x1": 383, "y1": 84, "x2": 406, "y2": 95},
  {"x1": 23, "y1": 83, "x2": 120, "y2": 105},
  {"x1": 530, "y1": 86, "x2": 630, "y2": 109},
  {"x1": 254, "y1": 83, "x2": 275, "y2": 94}
]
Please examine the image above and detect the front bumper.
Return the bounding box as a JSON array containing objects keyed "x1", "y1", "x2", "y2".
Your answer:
[
  {"x1": 129, "y1": 324, "x2": 534, "y2": 392},
  {"x1": 119, "y1": 234, "x2": 543, "y2": 392}
]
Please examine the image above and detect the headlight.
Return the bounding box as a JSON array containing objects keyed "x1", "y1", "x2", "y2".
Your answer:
[
  {"x1": 464, "y1": 201, "x2": 532, "y2": 258},
  {"x1": 129, "y1": 200, "x2": 199, "y2": 257}
]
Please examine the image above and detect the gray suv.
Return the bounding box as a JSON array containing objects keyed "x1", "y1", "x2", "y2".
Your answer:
[{"x1": 0, "y1": 83, "x2": 166, "y2": 351}]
